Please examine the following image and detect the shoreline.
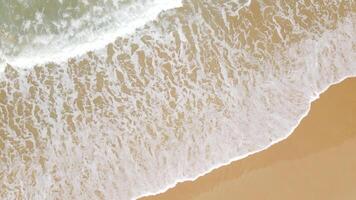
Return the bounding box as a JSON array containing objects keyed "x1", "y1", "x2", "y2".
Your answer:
[
  {"x1": 1, "y1": 1, "x2": 354, "y2": 199},
  {"x1": 136, "y1": 75, "x2": 356, "y2": 199},
  {"x1": 141, "y1": 76, "x2": 356, "y2": 200}
]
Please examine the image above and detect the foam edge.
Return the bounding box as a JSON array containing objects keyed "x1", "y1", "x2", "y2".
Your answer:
[{"x1": 134, "y1": 74, "x2": 356, "y2": 200}]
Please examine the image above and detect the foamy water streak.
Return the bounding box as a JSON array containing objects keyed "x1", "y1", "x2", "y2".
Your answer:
[
  {"x1": 0, "y1": 0, "x2": 182, "y2": 72},
  {"x1": 0, "y1": 0, "x2": 355, "y2": 199}
]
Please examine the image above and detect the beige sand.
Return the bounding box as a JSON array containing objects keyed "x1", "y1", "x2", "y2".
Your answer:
[{"x1": 142, "y1": 77, "x2": 356, "y2": 200}]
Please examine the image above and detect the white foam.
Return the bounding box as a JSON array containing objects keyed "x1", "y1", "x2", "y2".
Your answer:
[
  {"x1": 134, "y1": 74, "x2": 356, "y2": 200},
  {"x1": 1, "y1": 1, "x2": 355, "y2": 199},
  {"x1": 0, "y1": 0, "x2": 183, "y2": 73},
  {"x1": 134, "y1": 14, "x2": 356, "y2": 199}
]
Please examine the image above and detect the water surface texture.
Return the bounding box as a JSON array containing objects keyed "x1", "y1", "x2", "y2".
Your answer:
[
  {"x1": 0, "y1": 0, "x2": 182, "y2": 69},
  {"x1": 0, "y1": 0, "x2": 355, "y2": 199}
]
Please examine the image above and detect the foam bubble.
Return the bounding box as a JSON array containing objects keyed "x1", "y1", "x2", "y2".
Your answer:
[
  {"x1": 0, "y1": 1, "x2": 355, "y2": 200},
  {"x1": 0, "y1": 0, "x2": 183, "y2": 72}
]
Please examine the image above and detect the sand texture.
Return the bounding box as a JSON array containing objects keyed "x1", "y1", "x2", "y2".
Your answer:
[{"x1": 142, "y1": 77, "x2": 356, "y2": 200}]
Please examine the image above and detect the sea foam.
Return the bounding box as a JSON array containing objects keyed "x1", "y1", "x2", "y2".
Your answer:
[
  {"x1": 0, "y1": 0, "x2": 183, "y2": 73},
  {"x1": 0, "y1": 0, "x2": 355, "y2": 200}
]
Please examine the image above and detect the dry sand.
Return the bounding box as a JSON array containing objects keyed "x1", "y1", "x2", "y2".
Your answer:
[{"x1": 142, "y1": 77, "x2": 356, "y2": 200}]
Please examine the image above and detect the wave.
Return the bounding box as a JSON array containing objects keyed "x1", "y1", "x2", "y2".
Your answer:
[
  {"x1": 0, "y1": 0, "x2": 354, "y2": 199},
  {"x1": 0, "y1": 0, "x2": 183, "y2": 73},
  {"x1": 136, "y1": 75, "x2": 356, "y2": 199},
  {"x1": 136, "y1": 10, "x2": 356, "y2": 198}
]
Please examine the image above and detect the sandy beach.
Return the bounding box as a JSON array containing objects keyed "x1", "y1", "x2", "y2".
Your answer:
[
  {"x1": 142, "y1": 77, "x2": 356, "y2": 200},
  {"x1": 1, "y1": 1, "x2": 354, "y2": 199}
]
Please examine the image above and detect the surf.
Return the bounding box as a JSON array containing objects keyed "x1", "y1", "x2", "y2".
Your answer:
[{"x1": 0, "y1": 0, "x2": 183, "y2": 73}]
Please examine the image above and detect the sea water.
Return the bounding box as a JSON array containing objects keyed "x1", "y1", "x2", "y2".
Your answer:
[
  {"x1": 0, "y1": 0, "x2": 355, "y2": 199},
  {"x1": 0, "y1": 0, "x2": 182, "y2": 71}
]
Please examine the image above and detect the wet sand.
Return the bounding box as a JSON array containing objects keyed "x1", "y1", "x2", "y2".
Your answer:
[{"x1": 142, "y1": 77, "x2": 356, "y2": 200}]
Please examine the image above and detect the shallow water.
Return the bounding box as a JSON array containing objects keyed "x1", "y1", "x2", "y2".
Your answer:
[
  {"x1": 0, "y1": 0, "x2": 182, "y2": 70},
  {"x1": 0, "y1": 0, "x2": 355, "y2": 199}
]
